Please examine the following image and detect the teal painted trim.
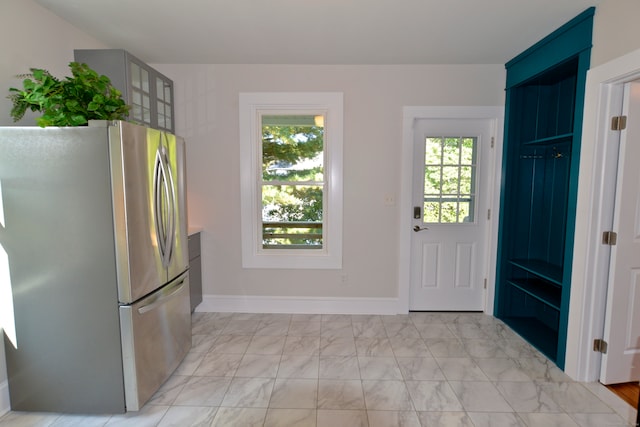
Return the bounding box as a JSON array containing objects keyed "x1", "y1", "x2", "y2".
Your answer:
[
  {"x1": 493, "y1": 89, "x2": 514, "y2": 318},
  {"x1": 555, "y1": 48, "x2": 592, "y2": 370},
  {"x1": 505, "y1": 7, "x2": 595, "y2": 88}
]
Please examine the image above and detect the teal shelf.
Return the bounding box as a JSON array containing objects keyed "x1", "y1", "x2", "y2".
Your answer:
[
  {"x1": 506, "y1": 279, "x2": 561, "y2": 310},
  {"x1": 523, "y1": 133, "x2": 573, "y2": 146},
  {"x1": 510, "y1": 259, "x2": 563, "y2": 286}
]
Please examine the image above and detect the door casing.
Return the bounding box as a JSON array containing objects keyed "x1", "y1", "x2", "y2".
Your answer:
[
  {"x1": 565, "y1": 49, "x2": 640, "y2": 382},
  {"x1": 399, "y1": 106, "x2": 504, "y2": 314},
  {"x1": 599, "y1": 80, "x2": 640, "y2": 384}
]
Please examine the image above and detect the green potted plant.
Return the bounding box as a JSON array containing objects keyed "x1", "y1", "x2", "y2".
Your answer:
[{"x1": 7, "y1": 62, "x2": 129, "y2": 127}]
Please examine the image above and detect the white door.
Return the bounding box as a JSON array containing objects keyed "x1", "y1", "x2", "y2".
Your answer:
[
  {"x1": 600, "y1": 80, "x2": 640, "y2": 384},
  {"x1": 409, "y1": 119, "x2": 493, "y2": 311}
]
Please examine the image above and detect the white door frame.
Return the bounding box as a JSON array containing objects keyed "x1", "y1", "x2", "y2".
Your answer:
[
  {"x1": 566, "y1": 47, "x2": 640, "y2": 381},
  {"x1": 398, "y1": 106, "x2": 504, "y2": 314}
]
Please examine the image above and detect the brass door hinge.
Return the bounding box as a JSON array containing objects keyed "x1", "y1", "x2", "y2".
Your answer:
[
  {"x1": 593, "y1": 338, "x2": 608, "y2": 354},
  {"x1": 602, "y1": 231, "x2": 617, "y2": 246},
  {"x1": 611, "y1": 116, "x2": 627, "y2": 131}
]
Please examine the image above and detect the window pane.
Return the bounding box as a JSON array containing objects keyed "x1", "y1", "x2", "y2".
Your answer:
[
  {"x1": 131, "y1": 105, "x2": 142, "y2": 121},
  {"x1": 459, "y1": 201, "x2": 472, "y2": 222},
  {"x1": 130, "y1": 63, "x2": 141, "y2": 89},
  {"x1": 423, "y1": 136, "x2": 478, "y2": 224},
  {"x1": 459, "y1": 166, "x2": 473, "y2": 194},
  {"x1": 156, "y1": 80, "x2": 165, "y2": 101},
  {"x1": 157, "y1": 101, "x2": 169, "y2": 129},
  {"x1": 132, "y1": 91, "x2": 142, "y2": 107},
  {"x1": 441, "y1": 201, "x2": 458, "y2": 223},
  {"x1": 460, "y1": 138, "x2": 475, "y2": 164},
  {"x1": 442, "y1": 137, "x2": 460, "y2": 164},
  {"x1": 262, "y1": 115, "x2": 324, "y2": 182},
  {"x1": 424, "y1": 166, "x2": 441, "y2": 195},
  {"x1": 141, "y1": 68, "x2": 149, "y2": 92},
  {"x1": 424, "y1": 201, "x2": 440, "y2": 223},
  {"x1": 262, "y1": 184, "x2": 323, "y2": 249},
  {"x1": 441, "y1": 166, "x2": 460, "y2": 194},
  {"x1": 425, "y1": 137, "x2": 442, "y2": 163}
]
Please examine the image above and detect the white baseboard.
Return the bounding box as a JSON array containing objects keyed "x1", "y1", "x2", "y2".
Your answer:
[
  {"x1": 0, "y1": 380, "x2": 9, "y2": 417},
  {"x1": 195, "y1": 294, "x2": 401, "y2": 315}
]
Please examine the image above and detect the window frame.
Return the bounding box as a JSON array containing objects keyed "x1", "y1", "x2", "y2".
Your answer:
[{"x1": 239, "y1": 92, "x2": 343, "y2": 269}]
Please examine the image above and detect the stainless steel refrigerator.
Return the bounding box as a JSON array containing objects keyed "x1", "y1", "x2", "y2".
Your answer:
[{"x1": 0, "y1": 120, "x2": 191, "y2": 413}]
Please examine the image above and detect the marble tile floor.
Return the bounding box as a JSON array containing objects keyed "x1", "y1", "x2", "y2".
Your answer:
[{"x1": 1, "y1": 311, "x2": 637, "y2": 427}]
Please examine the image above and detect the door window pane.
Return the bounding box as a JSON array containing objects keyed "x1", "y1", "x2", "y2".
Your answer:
[{"x1": 423, "y1": 136, "x2": 478, "y2": 223}]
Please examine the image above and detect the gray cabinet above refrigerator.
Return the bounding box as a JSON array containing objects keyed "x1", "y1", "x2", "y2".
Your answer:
[{"x1": 74, "y1": 49, "x2": 174, "y2": 132}]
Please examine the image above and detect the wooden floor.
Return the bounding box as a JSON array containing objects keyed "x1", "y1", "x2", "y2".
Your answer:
[{"x1": 606, "y1": 382, "x2": 639, "y2": 408}]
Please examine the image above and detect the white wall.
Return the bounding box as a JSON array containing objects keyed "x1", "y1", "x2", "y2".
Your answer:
[
  {"x1": 154, "y1": 63, "x2": 505, "y2": 312},
  {"x1": 0, "y1": 0, "x2": 108, "y2": 413},
  {"x1": 591, "y1": 0, "x2": 640, "y2": 67},
  {"x1": 0, "y1": 0, "x2": 109, "y2": 127}
]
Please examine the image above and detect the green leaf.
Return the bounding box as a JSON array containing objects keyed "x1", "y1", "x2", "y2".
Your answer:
[
  {"x1": 70, "y1": 115, "x2": 88, "y2": 126},
  {"x1": 6, "y1": 62, "x2": 130, "y2": 126}
]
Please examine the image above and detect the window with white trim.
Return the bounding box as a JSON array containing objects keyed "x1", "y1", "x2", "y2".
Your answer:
[{"x1": 239, "y1": 92, "x2": 343, "y2": 269}]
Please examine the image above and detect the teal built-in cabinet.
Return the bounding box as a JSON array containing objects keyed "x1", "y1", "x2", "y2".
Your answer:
[{"x1": 494, "y1": 8, "x2": 594, "y2": 369}]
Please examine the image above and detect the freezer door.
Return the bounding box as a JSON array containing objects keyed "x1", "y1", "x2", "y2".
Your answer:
[{"x1": 119, "y1": 272, "x2": 191, "y2": 411}]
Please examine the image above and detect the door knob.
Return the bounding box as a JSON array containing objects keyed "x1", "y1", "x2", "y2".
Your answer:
[{"x1": 413, "y1": 225, "x2": 429, "y2": 232}]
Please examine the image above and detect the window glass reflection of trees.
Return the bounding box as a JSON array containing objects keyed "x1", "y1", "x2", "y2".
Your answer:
[
  {"x1": 261, "y1": 116, "x2": 324, "y2": 248},
  {"x1": 423, "y1": 136, "x2": 476, "y2": 224}
]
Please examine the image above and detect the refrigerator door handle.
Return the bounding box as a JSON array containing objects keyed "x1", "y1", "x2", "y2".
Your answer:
[
  {"x1": 162, "y1": 139, "x2": 177, "y2": 265},
  {"x1": 153, "y1": 145, "x2": 175, "y2": 268},
  {"x1": 159, "y1": 155, "x2": 172, "y2": 267},
  {"x1": 137, "y1": 277, "x2": 187, "y2": 315},
  {"x1": 153, "y1": 149, "x2": 166, "y2": 261}
]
